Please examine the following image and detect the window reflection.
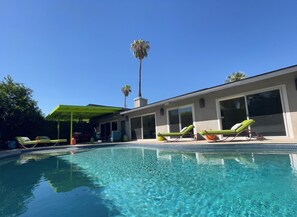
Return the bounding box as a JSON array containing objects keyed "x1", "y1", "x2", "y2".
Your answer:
[
  {"x1": 168, "y1": 106, "x2": 193, "y2": 137},
  {"x1": 219, "y1": 89, "x2": 286, "y2": 136},
  {"x1": 131, "y1": 117, "x2": 142, "y2": 140},
  {"x1": 290, "y1": 154, "x2": 297, "y2": 173},
  {"x1": 247, "y1": 90, "x2": 286, "y2": 136},
  {"x1": 143, "y1": 114, "x2": 156, "y2": 139}
]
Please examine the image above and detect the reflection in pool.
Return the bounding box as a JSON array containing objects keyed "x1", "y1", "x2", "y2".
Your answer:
[{"x1": 1, "y1": 147, "x2": 297, "y2": 216}]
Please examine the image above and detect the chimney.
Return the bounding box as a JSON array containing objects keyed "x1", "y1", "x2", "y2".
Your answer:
[{"x1": 134, "y1": 97, "x2": 148, "y2": 108}]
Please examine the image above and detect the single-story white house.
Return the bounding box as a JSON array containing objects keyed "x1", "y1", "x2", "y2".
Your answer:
[{"x1": 93, "y1": 64, "x2": 297, "y2": 141}]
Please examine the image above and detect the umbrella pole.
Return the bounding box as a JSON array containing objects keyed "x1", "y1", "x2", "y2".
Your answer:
[{"x1": 70, "y1": 112, "x2": 73, "y2": 144}]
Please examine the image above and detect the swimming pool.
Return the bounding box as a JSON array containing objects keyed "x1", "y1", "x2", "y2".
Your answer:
[{"x1": 1, "y1": 146, "x2": 297, "y2": 216}]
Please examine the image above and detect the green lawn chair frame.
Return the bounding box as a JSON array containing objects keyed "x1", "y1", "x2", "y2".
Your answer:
[
  {"x1": 36, "y1": 136, "x2": 67, "y2": 146},
  {"x1": 157, "y1": 125, "x2": 195, "y2": 141},
  {"x1": 16, "y1": 136, "x2": 67, "y2": 149},
  {"x1": 199, "y1": 119, "x2": 257, "y2": 142}
]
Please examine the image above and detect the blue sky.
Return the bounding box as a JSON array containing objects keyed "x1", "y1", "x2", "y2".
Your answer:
[{"x1": 1, "y1": 0, "x2": 297, "y2": 116}]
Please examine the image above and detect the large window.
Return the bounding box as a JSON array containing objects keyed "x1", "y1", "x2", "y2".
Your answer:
[
  {"x1": 131, "y1": 114, "x2": 156, "y2": 140},
  {"x1": 219, "y1": 89, "x2": 286, "y2": 136},
  {"x1": 247, "y1": 90, "x2": 286, "y2": 136},
  {"x1": 143, "y1": 114, "x2": 156, "y2": 139},
  {"x1": 168, "y1": 109, "x2": 179, "y2": 132},
  {"x1": 100, "y1": 122, "x2": 111, "y2": 141},
  {"x1": 220, "y1": 97, "x2": 247, "y2": 129},
  {"x1": 168, "y1": 106, "x2": 193, "y2": 137},
  {"x1": 100, "y1": 121, "x2": 118, "y2": 141},
  {"x1": 131, "y1": 117, "x2": 142, "y2": 140},
  {"x1": 121, "y1": 120, "x2": 126, "y2": 135},
  {"x1": 112, "y1": 121, "x2": 118, "y2": 131}
]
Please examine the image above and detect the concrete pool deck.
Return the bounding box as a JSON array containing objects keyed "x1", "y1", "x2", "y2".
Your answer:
[{"x1": 1, "y1": 137, "x2": 297, "y2": 159}]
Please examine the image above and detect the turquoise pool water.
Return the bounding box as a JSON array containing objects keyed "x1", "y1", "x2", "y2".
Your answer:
[{"x1": 1, "y1": 147, "x2": 297, "y2": 216}]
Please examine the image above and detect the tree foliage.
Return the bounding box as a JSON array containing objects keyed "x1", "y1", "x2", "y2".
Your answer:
[
  {"x1": 121, "y1": 84, "x2": 132, "y2": 108},
  {"x1": 0, "y1": 75, "x2": 44, "y2": 142},
  {"x1": 130, "y1": 39, "x2": 150, "y2": 97},
  {"x1": 225, "y1": 72, "x2": 247, "y2": 83}
]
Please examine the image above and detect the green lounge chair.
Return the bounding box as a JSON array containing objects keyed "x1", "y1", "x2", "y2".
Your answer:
[
  {"x1": 157, "y1": 125, "x2": 195, "y2": 141},
  {"x1": 16, "y1": 136, "x2": 51, "y2": 149},
  {"x1": 16, "y1": 136, "x2": 67, "y2": 149},
  {"x1": 36, "y1": 136, "x2": 67, "y2": 146},
  {"x1": 199, "y1": 119, "x2": 256, "y2": 142}
]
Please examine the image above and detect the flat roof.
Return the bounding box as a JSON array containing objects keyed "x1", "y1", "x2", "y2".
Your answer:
[
  {"x1": 46, "y1": 104, "x2": 125, "y2": 121},
  {"x1": 121, "y1": 64, "x2": 297, "y2": 114}
]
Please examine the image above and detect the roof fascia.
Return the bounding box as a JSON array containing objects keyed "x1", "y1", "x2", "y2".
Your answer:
[{"x1": 121, "y1": 64, "x2": 297, "y2": 115}]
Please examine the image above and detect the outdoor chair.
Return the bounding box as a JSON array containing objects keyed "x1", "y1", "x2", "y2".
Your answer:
[
  {"x1": 199, "y1": 119, "x2": 257, "y2": 142},
  {"x1": 36, "y1": 136, "x2": 67, "y2": 146},
  {"x1": 157, "y1": 125, "x2": 195, "y2": 142},
  {"x1": 16, "y1": 136, "x2": 67, "y2": 149}
]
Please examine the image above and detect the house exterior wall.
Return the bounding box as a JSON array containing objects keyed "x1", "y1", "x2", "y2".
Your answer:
[
  {"x1": 94, "y1": 67, "x2": 297, "y2": 140},
  {"x1": 194, "y1": 72, "x2": 297, "y2": 138},
  {"x1": 92, "y1": 114, "x2": 123, "y2": 138},
  {"x1": 283, "y1": 73, "x2": 297, "y2": 138},
  {"x1": 126, "y1": 106, "x2": 161, "y2": 140}
]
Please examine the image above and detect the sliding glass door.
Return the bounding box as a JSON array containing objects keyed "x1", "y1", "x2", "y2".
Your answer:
[
  {"x1": 220, "y1": 97, "x2": 247, "y2": 130},
  {"x1": 131, "y1": 117, "x2": 142, "y2": 140},
  {"x1": 247, "y1": 90, "x2": 286, "y2": 136},
  {"x1": 168, "y1": 109, "x2": 179, "y2": 133},
  {"x1": 100, "y1": 122, "x2": 111, "y2": 141},
  {"x1": 219, "y1": 89, "x2": 286, "y2": 136},
  {"x1": 131, "y1": 114, "x2": 156, "y2": 140},
  {"x1": 143, "y1": 114, "x2": 156, "y2": 139},
  {"x1": 168, "y1": 106, "x2": 193, "y2": 137}
]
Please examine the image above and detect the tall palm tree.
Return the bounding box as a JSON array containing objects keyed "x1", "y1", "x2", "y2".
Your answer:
[
  {"x1": 225, "y1": 72, "x2": 247, "y2": 83},
  {"x1": 121, "y1": 84, "x2": 132, "y2": 108},
  {"x1": 130, "y1": 39, "x2": 150, "y2": 97}
]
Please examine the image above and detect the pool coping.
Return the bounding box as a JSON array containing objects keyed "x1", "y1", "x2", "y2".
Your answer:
[
  {"x1": 124, "y1": 143, "x2": 297, "y2": 154},
  {"x1": 1, "y1": 141, "x2": 297, "y2": 160}
]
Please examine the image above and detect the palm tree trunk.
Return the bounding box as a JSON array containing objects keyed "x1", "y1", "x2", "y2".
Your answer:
[
  {"x1": 138, "y1": 59, "x2": 142, "y2": 97},
  {"x1": 124, "y1": 96, "x2": 127, "y2": 108}
]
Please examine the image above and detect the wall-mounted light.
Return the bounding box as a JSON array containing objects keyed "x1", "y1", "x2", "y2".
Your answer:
[
  {"x1": 125, "y1": 116, "x2": 129, "y2": 121},
  {"x1": 199, "y1": 98, "x2": 205, "y2": 108},
  {"x1": 160, "y1": 108, "x2": 164, "y2": 116}
]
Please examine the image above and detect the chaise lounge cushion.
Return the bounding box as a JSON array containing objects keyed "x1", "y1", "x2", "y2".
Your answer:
[
  {"x1": 36, "y1": 136, "x2": 51, "y2": 140},
  {"x1": 180, "y1": 127, "x2": 188, "y2": 133},
  {"x1": 21, "y1": 137, "x2": 31, "y2": 142},
  {"x1": 200, "y1": 129, "x2": 236, "y2": 135},
  {"x1": 157, "y1": 125, "x2": 194, "y2": 139},
  {"x1": 158, "y1": 125, "x2": 194, "y2": 137},
  {"x1": 16, "y1": 137, "x2": 35, "y2": 145},
  {"x1": 16, "y1": 136, "x2": 66, "y2": 148},
  {"x1": 36, "y1": 136, "x2": 67, "y2": 144},
  {"x1": 199, "y1": 119, "x2": 255, "y2": 135},
  {"x1": 231, "y1": 123, "x2": 242, "y2": 130}
]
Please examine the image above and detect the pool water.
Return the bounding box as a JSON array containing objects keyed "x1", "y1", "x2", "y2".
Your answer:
[{"x1": 1, "y1": 147, "x2": 297, "y2": 216}]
